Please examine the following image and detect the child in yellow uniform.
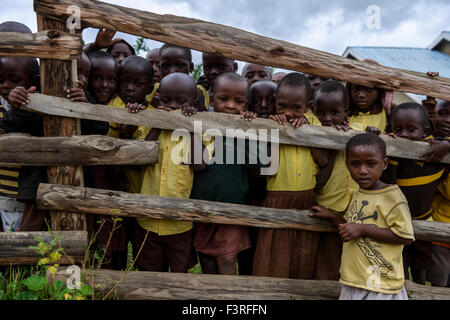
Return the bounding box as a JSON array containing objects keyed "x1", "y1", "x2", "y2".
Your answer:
[
  {"x1": 311, "y1": 80, "x2": 358, "y2": 280},
  {"x1": 133, "y1": 72, "x2": 208, "y2": 272},
  {"x1": 252, "y1": 73, "x2": 329, "y2": 279},
  {"x1": 311, "y1": 133, "x2": 415, "y2": 300}
]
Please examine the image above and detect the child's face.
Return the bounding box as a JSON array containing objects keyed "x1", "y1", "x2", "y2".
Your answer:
[
  {"x1": 272, "y1": 72, "x2": 285, "y2": 85},
  {"x1": 434, "y1": 101, "x2": 450, "y2": 138},
  {"x1": 243, "y1": 64, "x2": 271, "y2": 86},
  {"x1": 146, "y1": 49, "x2": 161, "y2": 83},
  {"x1": 0, "y1": 57, "x2": 34, "y2": 102},
  {"x1": 350, "y1": 84, "x2": 379, "y2": 111},
  {"x1": 213, "y1": 78, "x2": 248, "y2": 115},
  {"x1": 314, "y1": 91, "x2": 347, "y2": 126},
  {"x1": 346, "y1": 144, "x2": 387, "y2": 190},
  {"x1": 158, "y1": 80, "x2": 196, "y2": 110},
  {"x1": 202, "y1": 53, "x2": 237, "y2": 82},
  {"x1": 110, "y1": 42, "x2": 133, "y2": 65},
  {"x1": 88, "y1": 58, "x2": 117, "y2": 104},
  {"x1": 391, "y1": 109, "x2": 428, "y2": 141},
  {"x1": 118, "y1": 64, "x2": 151, "y2": 105},
  {"x1": 249, "y1": 82, "x2": 276, "y2": 118},
  {"x1": 77, "y1": 54, "x2": 91, "y2": 90},
  {"x1": 306, "y1": 74, "x2": 328, "y2": 98},
  {"x1": 275, "y1": 84, "x2": 310, "y2": 120},
  {"x1": 159, "y1": 47, "x2": 192, "y2": 78}
]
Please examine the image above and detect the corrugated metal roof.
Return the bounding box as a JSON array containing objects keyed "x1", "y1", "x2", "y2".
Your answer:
[{"x1": 343, "y1": 46, "x2": 450, "y2": 78}]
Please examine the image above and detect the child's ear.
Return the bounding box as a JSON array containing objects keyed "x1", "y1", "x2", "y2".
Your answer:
[
  {"x1": 383, "y1": 157, "x2": 388, "y2": 170},
  {"x1": 233, "y1": 62, "x2": 238, "y2": 73}
]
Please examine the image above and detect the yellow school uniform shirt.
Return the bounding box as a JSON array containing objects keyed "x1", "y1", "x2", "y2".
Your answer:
[
  {"x1": 316, "y1": 150, "x2": 357, "y2": 213},
  {"x1": 339, "y1": 185, "x2": 415, "y2": 294},
  {"x1": 431, "y1": 172, "x2": 450, "y2": 224},
  {"x1": 349, "y1": 108, "x2": 387, "y2": 132},
  {"x1": 146, "y1": 82, "x2": 210, "y2": 110},
  {"x1": 107, "y1": 96, "x2": 152, "y2": 193},
  {"x1": 266, "y1": 144, "x2": 317, "y2": 191},
  {"x1": 304, "y1": 112, "x2": 321, "y2": 126},
  {"x1": 138, "y1": 129, "x2": 194, "y2": 236}
]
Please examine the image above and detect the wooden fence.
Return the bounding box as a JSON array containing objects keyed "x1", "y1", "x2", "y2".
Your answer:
[{"x1": 0, "y1": 0, "x2": 448, "y2": 299}]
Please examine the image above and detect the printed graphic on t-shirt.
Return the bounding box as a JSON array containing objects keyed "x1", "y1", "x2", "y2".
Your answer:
[{"x1": 347, "y1": 199, "x2": 394, "y2": 277}]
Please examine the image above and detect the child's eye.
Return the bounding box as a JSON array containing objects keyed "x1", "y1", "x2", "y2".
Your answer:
[
  {"x1": 245, "y1": 72, "x2": 254, "y2": 79},
  {"x1": 350, "y1": 162, "x2": 360, "y2": 167},
  {"x1": 408, "y1": 126, "x2": 417, "y2": 133},
  {"x1": 259, "y1": 72, "x2": 268, "y2": 78},
  {"x1": 294, "y1": 105, "x2": 303, "y2": 110}
]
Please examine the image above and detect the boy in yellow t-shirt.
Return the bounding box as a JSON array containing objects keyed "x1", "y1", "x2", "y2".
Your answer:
[
  {"x1": 130, "y1": 72, "x2": 209, "y2": 273},
  {"x1": 310, "y1": 133, "x2": 415, "y2": 300}
]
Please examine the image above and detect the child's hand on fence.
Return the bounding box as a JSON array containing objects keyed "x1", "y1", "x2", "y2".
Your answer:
[
  {"x1": 420, "y1": 139, "x2": 450, "y2": 162},
  {"x1": 94, "y1": 28, "x2": 122, "y2": 49},
  {"x1": 332, "y1": 123, "x2": 351, "y2": 131},
  {"x1": 8, "y1": 86, "x2": 36, "y2": 107},
  {"x1": 127, "y1": 103, "x2": 147, "y2": 113},
  {"x1": 365, "y1": 126, "x2": 381, "y2": 135},
  {"x1": 309, "y1": 205, "x2": 335, "y2": 220},
  {"x1": 240, "y1": 111, "x2": 257, "y2": 121},
  {"x1": 289, "y1": 116, "x2": 308, "y2": 128},
  {"x1": 67, "y1": 82, "x2": 87, "y2": 102},
  {"x1": 269, "y1": 114, "x2": 287, "y2": 125},
  {"x1": 157, "y1": 105, "x2": 175, "y2": 112},
  {"x1": 338, "y1": 223, "x2": 365, "y2": 242},
  {"x1": 181, "y1": 106, "x2": 197, "y2": 116}
]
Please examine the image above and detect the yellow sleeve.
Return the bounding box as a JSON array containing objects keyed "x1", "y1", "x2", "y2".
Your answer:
[{"x1": 385, "y1": 200, "x2": 415, "y2": 241}]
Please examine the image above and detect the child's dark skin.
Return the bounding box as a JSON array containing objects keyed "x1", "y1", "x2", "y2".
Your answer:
[
  {"x1": 88, "y1": 58, "x2": 118, "y2": 105},
  {"x1": 272, "y1": 72, "x2": 286, "y2": 85},
  {"x1": 66, "y1": 52, "x2": 91, "y2": 102},
  {"x1": 350, "y1": 84, "x2": 381, "y2": 134},
  {"x1": 247, "y1": 80, "x2": 277, "y2": 119},
  {"x1": 146, "y1": 48, "x2": 161, "y2": 83},
  {"x1": 199, "y1": 53, "x2": 238, "y2": 91},
  {"x1": 110, "y1": 41, "x2": 133, "y2": 65},
  {"x1": 242, "y1": 63, "x2": 271, "y2": 86},
  {"x1": 270, "y1": 84, "x2": 311, "y2": 127},
  {"x1": 159, "y1": 47, "x2": 193, "y2": 78},
  {"x1": 310, "y1": 144, "x2": 412, "y2": 245},
  {"x1": 434, "y1": 100, "x2": 450, "y2": 138},
  {"x1": 1, "y1": 57, "x2": 39, "y2": 107},
  {"x1": 306, "y1": 74, "x2": 328, "y2": 98},
  {"x1": 212, "y1": 77, "x2": 249, "y2": 115}
]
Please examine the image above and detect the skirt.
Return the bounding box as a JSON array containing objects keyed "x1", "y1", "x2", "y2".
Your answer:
[{"x1": 252, "y1": 190, "x2": 321, "y2": 279}]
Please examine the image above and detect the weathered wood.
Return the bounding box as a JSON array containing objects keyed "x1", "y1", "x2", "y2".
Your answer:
[
  {"x1": 0, "y1": 30, "x2": 81, "y2": 60},
  {"x1": 36, "y1": 184, "x2": 450, "y2": 243},
  {"x1": 27, "y1": 93, "x2": 450, "y2": 164},
  {"x1": 37, "y1": 15, "x2": 85, "y2": 231},
  {"x1": 0, "y1": 133, "x2": 158, "y2": 166},
  {"x1": 49, "y1": 268, "x2": 450, "y2": 300},
  {"x1": 34, "y1": 0, "x2": 450, "y2": 100},
  {"x1": 0, "y1": 231, "x2": 87, "y2": 266}
]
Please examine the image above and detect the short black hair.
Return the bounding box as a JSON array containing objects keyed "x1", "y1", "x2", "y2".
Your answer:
[
  {"x1": 106, "y1": 39, "x2": 136, "y2": 55},
  {"x1": 277, "y1": 72, "x2": 312, "y2": 102},
  {"x1": 391, "y1": 102, "x2": 430, "y2": 130},
  {"x1": 118, "y1": 55, "x2": 154, "y2": 83},
  {"x1": 315, "y1": 79, "x2": 348, "y2": 105},
  {"x1": 160, "y1": 43, "x2": 192, "y2": 63},
  {"x1": 87, "y1": 50, "x2": 117, "y2": 63},
  {"x1": 0, "y1": 21, "x2": 32, "y2": 33},
  {"x1": 248, "y1": 80, "x2": 277, "y2": 105},
  {"x1": 214, "y1": 72, "x2": 248, "y2": 93},
  {"x1": 346, "y1": 133, "x2": 387, "y2": 159}
]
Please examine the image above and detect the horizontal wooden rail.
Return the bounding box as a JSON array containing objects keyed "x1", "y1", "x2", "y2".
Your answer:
[
  {"x1": 0, "y1": 231, "x2": 87, "y2": 266},
  {"x1": 26, "y1": 93, "x2": 450, "y2": 164},
  {"x1": 0, "y1": 30, "x2": 81, "y2": 60},
  {"x1": 49, "y1": 268, "x2": 450, "y2": 300},
  {"x1": 34, "y1": 0, "x2": 450, "y2": 100},
  {"x1": 0, "y1": 133, "x2": 158, "y2": 166},
  {"x1": 36, "y1": 184, "x2": 450, "y2": 243}
]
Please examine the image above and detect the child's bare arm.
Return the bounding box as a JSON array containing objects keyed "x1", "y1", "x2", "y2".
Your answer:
[
  {"x1": 310, "y1": 147, "x2": 330, "y2": 168},
  {"x1": 420, "y1": 139, "x2": 450, "y2": 163},
  {"x1": 309, "y1": 205, "x2": 346, "y2": 226},
  {"x1": 315, "y1": 150, "x2": 336, "y2": 188},
  {"x1": 338, "y1": 223, "x2": 412, "y2": 245}
]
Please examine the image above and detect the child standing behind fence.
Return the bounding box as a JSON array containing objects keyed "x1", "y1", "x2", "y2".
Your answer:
[
  {"x1": 131, "y1": 72, "x2": 207, "y2": 273},
  {"x1": 252, "y1": 72, "x2": 329, "y2": 279},
  {"x1": 310, "y1": 133, "x2": 414, "y2": 300}
]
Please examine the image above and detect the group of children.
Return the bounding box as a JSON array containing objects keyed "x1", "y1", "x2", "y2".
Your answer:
[{"x1": 0, "y1": 22, "x2": 449, "y2": 299}]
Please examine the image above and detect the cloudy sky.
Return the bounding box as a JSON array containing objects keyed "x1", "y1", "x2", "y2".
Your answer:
[{"x1": 1, "y1": 0, "x2": 449, "y2": 73}]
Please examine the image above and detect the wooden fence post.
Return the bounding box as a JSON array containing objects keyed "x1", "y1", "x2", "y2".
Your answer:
[{"x1": 36, "y1": 14, "x2": 86, "y2": 231}]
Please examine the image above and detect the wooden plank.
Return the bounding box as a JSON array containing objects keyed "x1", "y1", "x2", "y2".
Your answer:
[
  {"x1": 37, "y1": 15, "x2": 86, "y2": 231},
  {"x1": 0, "y1": 133, "x2": 158, "y2": 166},
  {"x1": 34, "y1": 0, "x2": 450, "y2": 100},
  {"x1": 49, "y1": 268, "x2": 450, "y2": 300},
  {"x1": 0, "y1": 231, "x2": 87, "y2": 266},
  {"x1": 0, "y1": 30, "x2": 81, "y2": 60},
  {"x1": 36, "y1": 184, "x2": 450, "y2": 243},
  {"x1": 27, "y1": 93, "x2": 450, "y2": 164}
]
